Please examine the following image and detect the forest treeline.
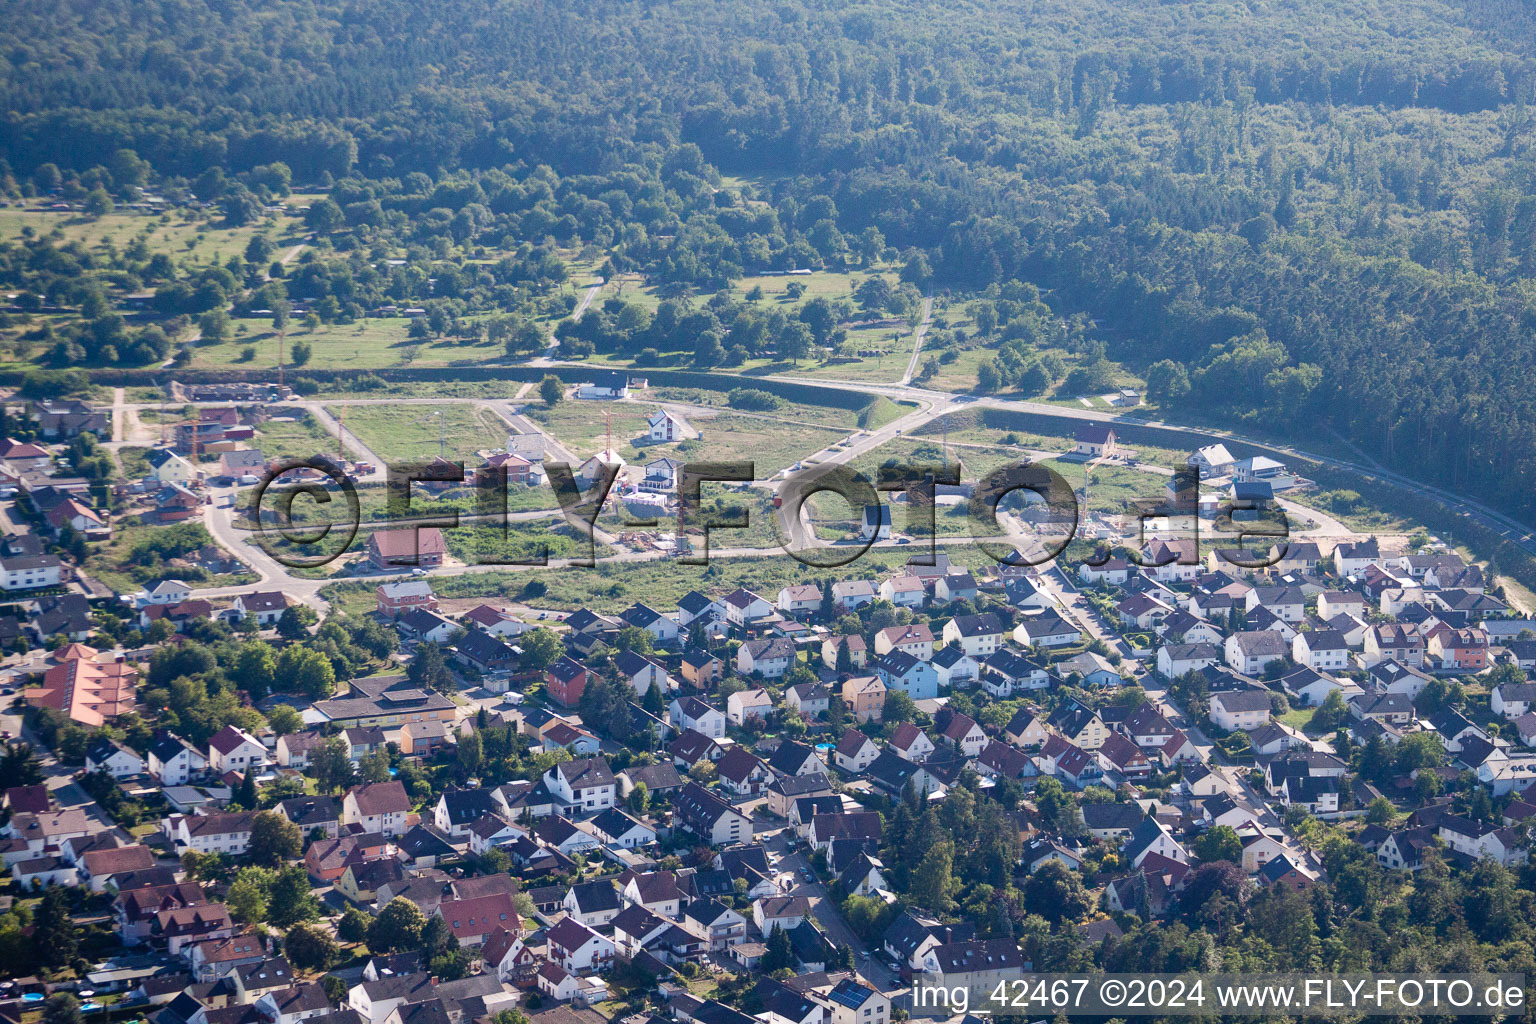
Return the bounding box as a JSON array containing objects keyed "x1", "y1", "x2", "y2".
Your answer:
[{"x1": 3, "y1": 0, "x2": 1536, "y2": 520}]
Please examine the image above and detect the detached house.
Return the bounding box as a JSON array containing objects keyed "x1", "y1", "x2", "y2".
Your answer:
[
  {"x1": 1225, "y1": 631, "x2": 1288, "y2": 675},
  {"x1": 777, "y1": 585, "x2": 822, "y2": 618},
  {"x1": 547, "y1": 657, "x2": 589, "y2": 708},
  {"x1": 821, "y1": 634, "x2": 867, "y2": 670},
  {"x1": 1158, "y1": 643, "x2": 1218, "y2": 679},
  {"x1": 831, "y1": 580, "x2": 878, "y2": 614},
  {"x1": 366, "y1": 527, "x2": 447, "y2": 570},
  {"x1": 1364, "y1": 624, "x2": 1425, "y2": 668},
  {"x1": 873, "y1": 651, "x2": 939, "y2": 699},
  {"x1": 737, "y1": 638, "x2": 795, "y2": 679},
  {"x1": 727, "y1": 687, "x2": 775, "y2": 725},
  {"x1": 874, "y1": 623, "x2": 934, "y2": 661},
  {"x1": 1293, "y1": 630, "x2": 1349, "y2": 671},
  {"x1": 1013, "y1": 613, "x2": 1082, "y2": 648},
  {"x1": 671, "y1": 695, "x2": 726, "y2": 738},
  {"x1": 647, "y1": 409, "x2": 695, "y2": 442},
  {"x1": 939, "y1": 713, "x2": 987, "y2": 758},
  {"x1": 674, "y1": 783, "x2": 751, "y2": 845},
  {"x1": 342, "y1": 781, "x2": 410, "y2": 836},
  {"x1": 149, "y1": 733, "x2": 207, "y2": 786},
  {"x1": 546, "y1": 917, "x2": 616, "y2": 975},
  {"x1": 841, "y1": 675, "x2": 886, "y2": 723},
  {"x1": 721, "y1": 588, "x2": 773, "y2": 626},
  {"x1": 207, "y1": 725, "x2": 266, "y2": 776},
  {"x1": 833, "y1": 729, "x2": 879, "y2": 773},
  {"x1": 544, "y1": 758, "x2": 618, "y2": 815},
  {"x1": 1209, "y1": 689, "x2": 1273, "y2": 732},
  {"x1": 939, "y1": 613, "x2": 1004, "y2": 658}
]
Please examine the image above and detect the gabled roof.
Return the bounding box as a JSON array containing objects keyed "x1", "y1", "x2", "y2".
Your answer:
[
  {"x1": 346, "y1": 781, "x2": 410, "y2": 816},
  {"x1": 555, "y1": 757, "x2": 616, "y2": 790}
]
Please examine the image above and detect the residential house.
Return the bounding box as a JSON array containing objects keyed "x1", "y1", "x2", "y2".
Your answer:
[
  {"x1": 1225, "y1": 631, "x2": 1288, "y2": 675},
  {"x1": 727, "y1": 687, "x2": 775, "y2": 725},
  {"x1": 342, "y1": 782, "x2": 411, "y2": 836},
  {"x1": 737, "y1": 639, "x2": 795, "y2": 679},
  {"x1": 841, "y1": 675, "x2": 885, "y2": 723},
  {"x1": 1209, "y1": 689, "x2": 1273, "y2": 732}
]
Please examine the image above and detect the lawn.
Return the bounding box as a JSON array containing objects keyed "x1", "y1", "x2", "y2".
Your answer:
[
  {"x1": 1280, "y1": 706, "x2": 1321, "y2": 734},
  {"x1": 336, "y1": 402, "x2": 512, "y2": 464}
]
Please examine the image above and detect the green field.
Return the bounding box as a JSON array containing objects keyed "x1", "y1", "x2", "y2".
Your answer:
[
  {"x1": 252, "y1": 412, "x2": 335, "y2": 462},
  {"x1": 190, "y1": 317, "x2": 485, "y2": 370},
  {"x1": 335, "y1": 402, "x2": 511, "y2": 464}
]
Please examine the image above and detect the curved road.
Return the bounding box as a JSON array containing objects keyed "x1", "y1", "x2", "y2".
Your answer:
[{"x1": 133, "y1": 341, "x2": 1532, "y2": 605}]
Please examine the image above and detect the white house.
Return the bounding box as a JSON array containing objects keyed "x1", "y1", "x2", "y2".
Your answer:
[
  {"x1": 940, "y1": 613, "x2": 1004, "y2": 657},
  {"x1": 877, "y1": 575, "x2": 925, "y2": 608},
  {"x1": 727, "y1": 687, "x2": 775, "y2": 725},
  {"x1": 232, "y1": 591, "x2": 291, "y2": 626},
  {"x1": 1292, "y1": 629, "x2": 1350, "y2": 671},
  {"x1": 670, "y1": 696, "x2": 726, "y2": 738},
  {"x1": 1013, "y1": 613, "x2": 1082, "y2": 648},
  {"x1": 85, "y1": 737, "x2": 144, "y2": 779},
  {"x1": 147, "y1": 449, "x2": 198, "y2": 486},
  {"x1": 860, "y1": 504, "x2": 892, "y2": 542},
  {"x1": 577, "y1": 370, "x2": 630, "y2": 400},
  {"x1": 138, "y1": 579, "x2": 193, "y2": 606},
  {"x1": 647, "y1": 409, "x2": 695, "y2": 442},
  {"x1": 833, "y1": 729, "x2": 879, "y2": 773},
  {"x1": 546, "y1": 917, "x2": 616, "y2": 975},
  {"x1": 1157, "y1": 643, "x2": 1218, "y2": 679},
  {"x1": 169, "y1": 811, "x2": 255, "y2": 857},
  {"x1": 875, "y1": 623, "x2": 934, "y2": 661},
  {"x1": 737, "y1": 639, "x2": 795, "y2": 679},
  {"x1": 831, "y1": 580, "x2": 878, "y2": 613},
  {"x1": 342, "y1": 781, "x2": 411, "y2": 836},
  {"x1": 149, "y1": 734, "x2": 207, "y2": 786},
  {"x1": 1225, "y1": 631, "x2": 1288, "y2": 675},
  {"x1": 1, "y1": 554, "x2": 64, "y2": 591},
  {"x1": 777, "y1": 584, "x2": 822, "y2": 618},
  {"x1": 207, "y1": 725, "x2": 266, "y2": 775},
  {"x1": 1188, "y1": 444, "x2": 1234, "y2": 477},
  {"x1": 721, "y1": 588, "x2": 773, "y2": 626},
  {"x1": 544, "y1": 758, "x2": 618, "y2": 815},
  {"x1": 1209, "y1": 689, "x2": 1274, "y2": 732},
  {"x1": 825, "y1": 980, "x2": 889, "y2": 1024}
]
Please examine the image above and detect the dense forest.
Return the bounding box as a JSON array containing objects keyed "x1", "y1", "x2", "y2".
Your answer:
[{"x1": 4, "y1": 0, "x2": 1536, "y2": 521}]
